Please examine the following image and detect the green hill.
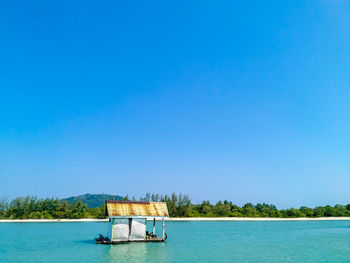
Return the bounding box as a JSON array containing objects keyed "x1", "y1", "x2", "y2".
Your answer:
[{"x1": 61, "y1": 193, "x2": 123, "y2": 208}]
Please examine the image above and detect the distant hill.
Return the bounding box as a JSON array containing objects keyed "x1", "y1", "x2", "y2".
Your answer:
[{"x1": 61, "y1": 193, "x2": 123, "y2": 208}]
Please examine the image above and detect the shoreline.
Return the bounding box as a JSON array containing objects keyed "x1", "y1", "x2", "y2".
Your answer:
[
  {"x1": 167, "y1": 217, "x2": 350, "y2": 221},
  {"x1": 1, "y1": 217, "x2": 350, "y2": 223}
]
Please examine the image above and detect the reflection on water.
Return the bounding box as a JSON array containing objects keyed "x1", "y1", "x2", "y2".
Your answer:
[
  {"x1": 103, "y1": 242, "x2": 167, "y2": 263},
  {"x1": 104, "y1": 243, "x2": 147, "y2": 263}
]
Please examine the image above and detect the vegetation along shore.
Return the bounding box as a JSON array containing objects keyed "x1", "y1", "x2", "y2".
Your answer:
[
  {"x1": 1, "y1": 193, "x2": 350, "y2": 220},
  {"x1": 2, "y1": 217, "x2": 350, "y2": 223}
]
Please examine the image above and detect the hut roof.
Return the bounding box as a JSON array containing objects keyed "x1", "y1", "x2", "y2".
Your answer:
[{"x1": 105, "y1": 200, "x2": 169, "y2": 217}]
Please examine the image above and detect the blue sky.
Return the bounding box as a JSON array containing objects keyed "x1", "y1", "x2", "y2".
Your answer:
[{"x1": 0, "y1": 0, "x2": 349, "y2": 208}]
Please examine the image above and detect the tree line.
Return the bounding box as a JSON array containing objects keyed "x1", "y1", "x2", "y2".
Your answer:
[
  {"x1": 1, "y1": 194, "x2": 350, "y2": 219},
  {"x1": 0, "y1": 197, "x2": 105, "y2": 219},
  {"x1": 130, "y1": 193, "x2": 350, "y2": 218}
]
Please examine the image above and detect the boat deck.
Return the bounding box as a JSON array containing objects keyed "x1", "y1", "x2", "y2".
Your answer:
[{"x1": 95, "y1": 234, "x2": 166, "y2": 244}]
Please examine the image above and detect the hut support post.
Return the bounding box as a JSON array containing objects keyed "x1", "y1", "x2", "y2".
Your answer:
[
  {"x1": 153, "y1": 218, "x2": 156, "y2": 234},
  {"x1": 162, "y1": 218, "x2": 165, "y2": 239},
  {"x1": 128, "y1": 218, "x2": 132, "y2": 241}
]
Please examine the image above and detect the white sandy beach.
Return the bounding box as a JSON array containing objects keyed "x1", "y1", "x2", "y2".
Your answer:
[
  {"x1": 167, "y1": 217, "x2": 350, "y2": 221},
  {"x1": 2, "y1": 217, "x2": 350, "y2": 223},
  {"x1": 0, "y1": 218, "x2": 108, "y2": 223}
]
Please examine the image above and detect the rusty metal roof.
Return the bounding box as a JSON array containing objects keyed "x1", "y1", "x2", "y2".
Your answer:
[{"x1": 105, "y1": 200, "x2": 169, "y2": 217}]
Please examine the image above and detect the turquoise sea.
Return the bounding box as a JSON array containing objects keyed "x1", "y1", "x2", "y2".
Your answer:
[{"x1": 1, "y1": 221, "x2": 350, "y2": 262}]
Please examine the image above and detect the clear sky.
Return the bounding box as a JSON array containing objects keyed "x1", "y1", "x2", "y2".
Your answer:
[{"x1": 0, "y1": 0, "x2": 349, "y2": 208}]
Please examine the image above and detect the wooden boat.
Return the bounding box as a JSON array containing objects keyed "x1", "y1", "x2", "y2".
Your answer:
[{"x1": 95, "y1": 232, "x2": 166, "y2": 244}]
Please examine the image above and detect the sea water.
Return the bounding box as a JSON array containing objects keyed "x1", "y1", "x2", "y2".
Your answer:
[{"x1": 1, "y1": 220, "x2": 350, "y2": 262}]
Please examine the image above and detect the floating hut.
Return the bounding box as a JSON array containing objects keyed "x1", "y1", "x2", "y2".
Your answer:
[{"x1": 96, "y1": 200, "x2": 169, "y2": 244}]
